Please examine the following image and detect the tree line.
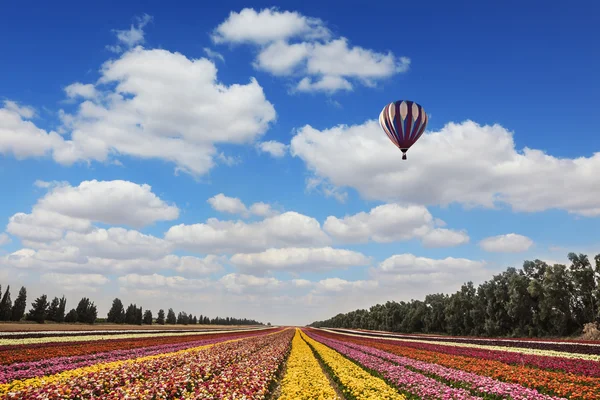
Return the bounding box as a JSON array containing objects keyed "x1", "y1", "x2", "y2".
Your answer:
[
  {"x1": 310, "y1": 252, "x2": 600, "y2": 338},
  {"x1": 0, "y1": 284, "x2": 264, "y2": 326},
  {"x1": 105, "y1": 298, "x2": 263, "y2": 326},
  {"x1": 0, "y1": 285, "x2": 97, "y2": 324}
]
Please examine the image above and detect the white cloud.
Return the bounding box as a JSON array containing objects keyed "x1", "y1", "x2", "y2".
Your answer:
[
  {"x1": 42, "y1": 272, "x2": 109, "y2": 292},
  {"x1": 2, "y1": 245, "x2": 223, "y2": 276},
  {"x1": 9, "y1": 180, "x2": 178, "y2": 237},
  {"x1": 291, "y1": 119, "x2": 600, "y2": 217},
  {"x1": 203, "y1": 48, "x2": 225, "y2": 62},
  {"x1": 3, "y1": 45, "x2": 276, "y2": 177},
  {"x1": 324, "y1": 203, "x2": 469, "y2": 248},
  {"x1": 7, "y1": 209, "x2": 92, "y2": 243},
  {"x1": 64, "y1": 83, "x2": 98, "y2": 99},
  {"x1": 249, "y1": 202, "x2": 277, "y2": 217},
  {"x1": 314, "y1": 277, "x2": 378, "y2": 293},
  {"x1": 208, "y1": 193, "x2": 249, "y2": 216},
  {"x1": 230, "y1": 247, "x2": 370, "y2": 274},
  {"x1": 213, "y1": 8, "x2": 409, "y2": 93},
  {"x1": 166, "y1": 211, "x2": 330, "y2": 254},
  {"x1": 212, "y1": 8, "x2": 329, "y2": 45},
  {"x1": 107, "y1": 14, "x2": 153, "y2": 53},
  {"x1": 118, "y1": 273, "x2": 211, "y2": 291},
  {"x1": 257, "y1": 140, "x2": 288, "y2": 158},
  {"x1": 39, "y1": 180, "x2": 178, "y2": 228},
  {"x1": 61, "y1": 228, "x2": 172, "y2": 260},
  {"x1": 0, "y1": 233, "x2": 10, "y2": 246},
  {"x1": 292, "y1": 278, "x2": 313, "y2": 288},
  {"x1": 218, "y1": 273, "x2": 282, "y2": 294},
  {"x1": 479, "y1": 233, "x2": 534, "y2": 253},
  {"x1": 0, "y1": 102, "x2": 66, "y2": 159},
  {"x1": 374, "y1": 253, "x2": 487, "y2": 284},
  {"x1": 421, "y1": 228, "x2": 470, "y2": 248},
  {"x1": 3, "y1": 100, "x2": 35, "y2": 119},
  {"x1": 206, "y1": 194, "x2": 279, "y2": 218}
]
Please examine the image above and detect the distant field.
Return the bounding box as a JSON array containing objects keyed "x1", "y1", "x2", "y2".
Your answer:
[{"x1": 0, "y1": 322, "x2": 262, "y2": 332}]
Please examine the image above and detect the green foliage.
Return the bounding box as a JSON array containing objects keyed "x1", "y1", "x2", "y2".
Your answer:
[
  {"x1": 156, "y1": 309, "x2": 165, "y2": 325},
  {"x1": 64, "y1": 308, "x2": 78, "y2": 323},
  {"x1": 143, "y1": 309, "x2": 153, "y2": 325},
  {"x1": 310, "y1": 253, "x2": 600, "y2": 338},
  {"x1": 75, "y1": 298, "x2": 98, "y2": 324},
  {"x1": 10, "y1": 286, "x2": 27, "y2": 321},
  {"x1": 27, "y1": 294, "x2": 49, "y2": 324},
  {"x1": 166, "y1": 308, "x2": 177, "y2": 324},
  {"x1": 107, "y1": 298, "x2": 125, "y2": 324},
  {"x1": 0, "y1": 285, "x2": 12, "y2": 321}
]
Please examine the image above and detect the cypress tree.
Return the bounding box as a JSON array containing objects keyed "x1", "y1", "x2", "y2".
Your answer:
[{"x1": 10, "y1": 286, "x2": 27, "y2": 321}]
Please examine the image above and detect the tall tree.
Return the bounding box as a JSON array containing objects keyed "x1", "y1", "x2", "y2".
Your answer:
[
  {"x1": 46, "y1": 297, "x2": 60, "y2": 322},
  {"x1": 75, "y1": 298, "x2": 97, "y2": 324},
  {"x1": 125, "y1": 304, "x2": 137, "y2": 324},
  {"x1": 107, "y1": 298, "x2": 126, "y2": 323},
  {"x1": 55, "y1": 296, "x2": 67, "y2": 323},
  {"x1": 156, "y1": 309, "x2": 165, "y2": 325},
  {"x1": 0, "y1": 285, "x2": 12, "y2": 321},
  {"x1": 143, "y1": 309, "x2": 153, "y2": 325},
  {"x1": 166, "y1": 308, "x2": 176, "y2": 324},
  {"x1": 10, "y1": 286, "x2": 27, "y2": 322},
  {"x1": 28, "y1": 294, "x2": 49, "y2": 323},
  {"x1": 136, "y1": 306, "x2": 143, "y2": 325}
]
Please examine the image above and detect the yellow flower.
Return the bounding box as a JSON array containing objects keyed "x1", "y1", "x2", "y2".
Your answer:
[
  {"x1": 279, "y1": 329, "x2": 338, "y2": 400},
  {"x1": 301, "y1": 330, "x2": 405, "y2": 400}
]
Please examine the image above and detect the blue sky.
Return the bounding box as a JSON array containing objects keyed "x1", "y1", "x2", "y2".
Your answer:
[{"x1": 0, "y1": 1, "x2": 598, "y2": 325}]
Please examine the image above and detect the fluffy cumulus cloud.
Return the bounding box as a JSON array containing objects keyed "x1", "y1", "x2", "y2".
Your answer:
[
  {"x1": 0, "y1": 20, "x2": 276, "y2": 177},
  {"x1": 207, "y1": 193, "x2": 279, "y2": 218},
  {"x1": 373, "y1": 253, "x2": 488, "y2": 285},
  {"x1": 230, "y1": 247, "x2": 370, "y2": 274},
  {"x1": 479, "y1": 233, "x2": 534, "y2": 253},
  {"x1": 165, "y1": 211, "x2": 330, "y2": 253},
  {"x1": 218, "y1": 273, "x2": 282, "y2": 294},
  {"x1": 0, "y1": 101, "x2": 66, "y2": 159},
  {"x1": 291, "y1": 120, "x2": 600, "y2": 217},
  {"x1": 42, "y1": 272, "x2": 109, "y2": 292},
  {"x1": 1, "y1": 179, "x2": 227, "y2": 278},
  {"x1": 257, "y1": 140, "x2": 288, "y2": 158},
  {"x1": 6, "y1": 180, "x2": 178, "y2": 245},
  {"x1": 118, "y1": 273, "x2": 211, "y2": 292},
  {"x1": 314, "y1": 277, "x2": 378, "y2": 293},
  {"x1": 212, "y1": 8, "x2": 410, "y2": 93},
  {"x1": 324, "y1": 203, "x2": 469, "y2": 248}
]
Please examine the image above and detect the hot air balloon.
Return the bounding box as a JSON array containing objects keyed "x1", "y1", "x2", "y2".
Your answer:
[{"x1": 379, "y1": 100, "x2": 428, "y2": 160}]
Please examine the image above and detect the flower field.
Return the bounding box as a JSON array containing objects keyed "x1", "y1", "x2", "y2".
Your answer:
[{"x1": 1, "y1": 326, "x2": 599, "y2": 399}]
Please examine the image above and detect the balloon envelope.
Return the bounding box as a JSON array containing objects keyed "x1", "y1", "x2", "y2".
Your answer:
[{"x1": 379, "y1": 100, "x2": 428, "y2": 159}]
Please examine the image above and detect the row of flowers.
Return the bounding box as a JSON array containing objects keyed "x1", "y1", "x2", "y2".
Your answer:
[
  {"x1": 352, "y1": 328, "x2": 600, "y2": 345},
  {"x1": 2, "y1": 329, "x2": 291, "y2": 398},
  {"x1": 0, "y1": 327, "x2": 259, "y2": 340},
  {"x1": 331, "y1": 328, "x2": 600, "y2": 355},
  {"x1": 0, "y1": 328, "x2": 280, "y2": 365},
  {"x1": 301, "y1": 330, "x2": 406, "y2": 400},
  {"x1": 307, "y1": 330, "x2": 566, "y2": 400},
  {"x1": 321, "y1": 329, "x2": 600, "y2": 376},
  {"x1": 278, "y1": 329, "x2": 338, "y2": 400},
  {"x1": 0, "y1": 327, "x2": 272, "y2": 347},
  {"x1": 0, "y1": 329, "x2": 275, "y2": 384},
  {"x1": 180, "y1": 328, "x2": 293, "y2": 399},
  {"x1": 321, "y1": 329, "x2": 600, "y2": 362},
  {"x1": 313, "y1": 329, "x2": 600, "y2": 400}
]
